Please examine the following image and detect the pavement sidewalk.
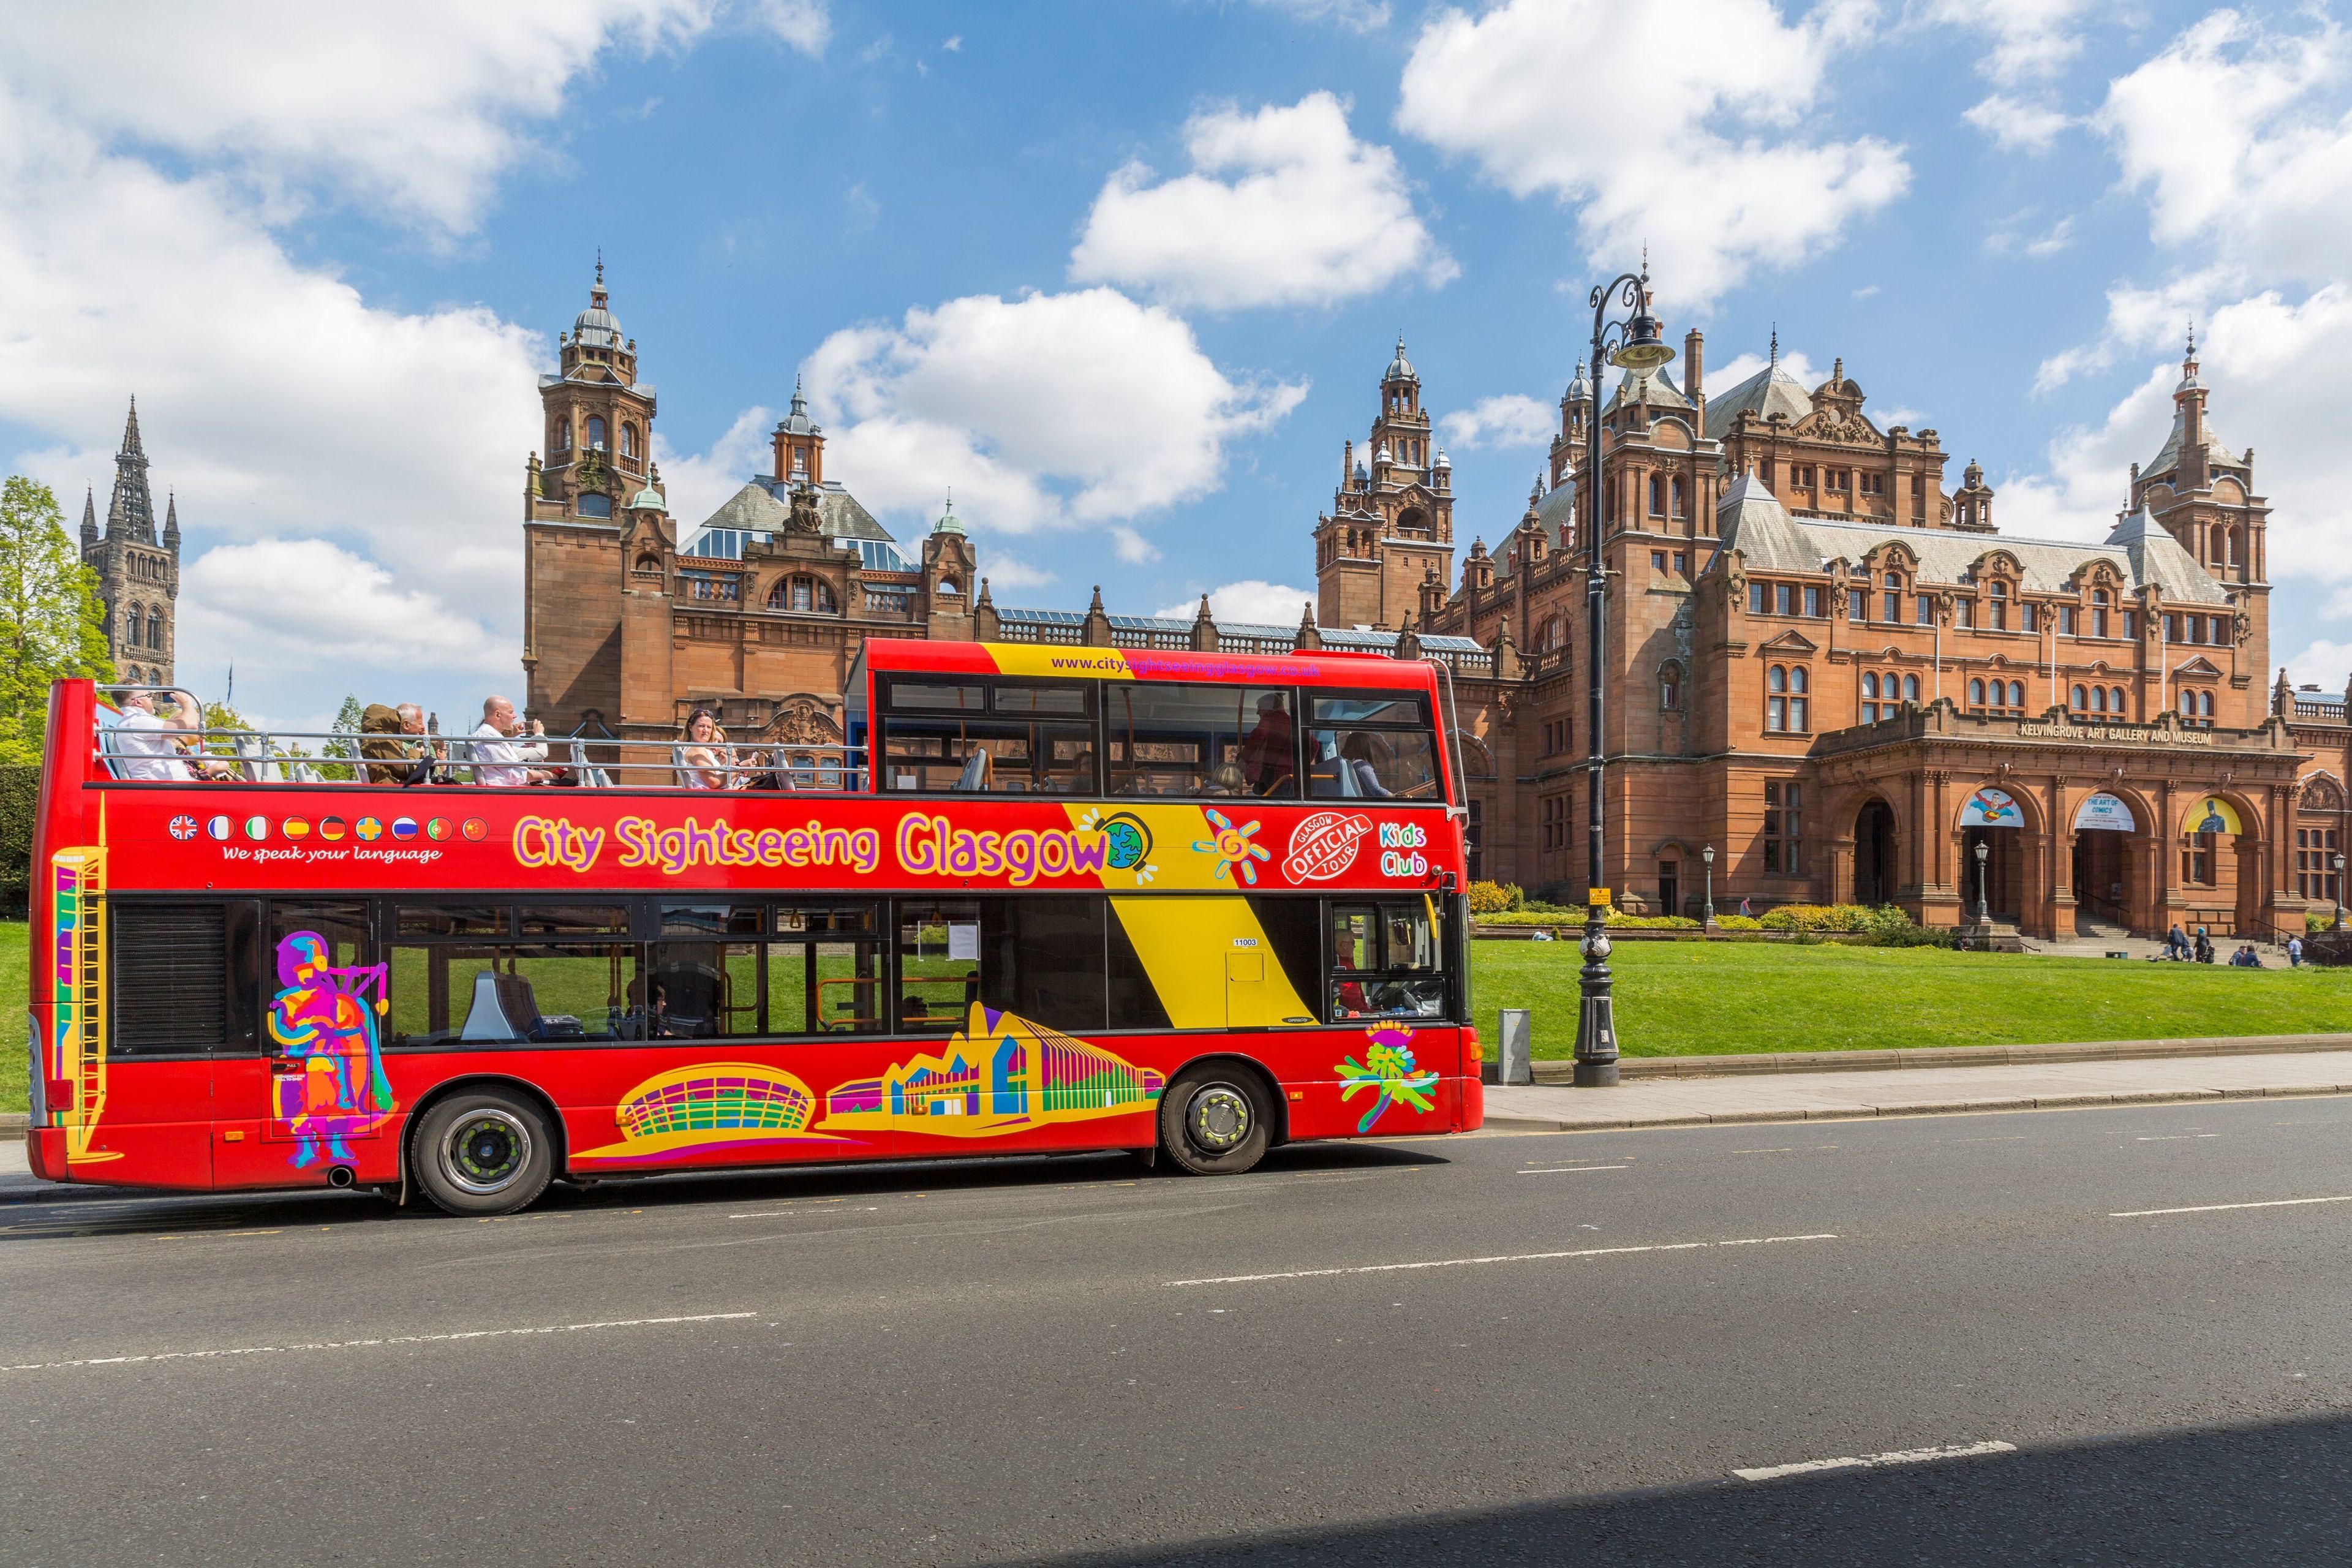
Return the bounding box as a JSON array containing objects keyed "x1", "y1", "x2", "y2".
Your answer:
[{"x1": 1485, "y1": 1049, "x2": 2352, "y2": 1132}]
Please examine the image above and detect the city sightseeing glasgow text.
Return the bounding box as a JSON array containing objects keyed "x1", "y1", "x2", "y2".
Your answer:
[{"x1": 510, "y1": 812, "x2": 1110, "y2": 886}]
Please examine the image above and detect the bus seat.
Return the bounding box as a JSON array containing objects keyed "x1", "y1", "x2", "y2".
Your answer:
[
  {"x1": 458, "y1": 970, "x2": 546, "y2": 1042},
  {"x1": 654, "y1": 962, "x2": 725, "y2": 1038},
  {"x1": 233, "y1": 733, "x2": 281, "y2": 783},
  {"x1": 568, "y1": 739, "x2": 612, "y2": 788},
  {"x1": 1306, "y1": 737, "x2": 1356, "y2": 798},
  {"x1": 954, "y1": 748, "x2": 993, "y2": 791}
]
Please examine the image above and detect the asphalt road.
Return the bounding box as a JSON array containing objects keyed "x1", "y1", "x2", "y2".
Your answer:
[{"x1": 7, "y1": 1096, "x2": 2352, "y2": 1566}]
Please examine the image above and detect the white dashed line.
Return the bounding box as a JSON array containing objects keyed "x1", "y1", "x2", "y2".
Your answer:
[
  {"x1": 1166, "y1": 1233, "x2": 1839, "y2": 1286},
  {"x1": 1513, "y1": 1165, "x2": 1629, "y2": 1175},
  {"x1": 2111, "y1": 1194, "x2": 2352, "y2": 1218},
  {"x1": 1735, "y1": 1439, "x2": 2017, "y2": 1482},
  {"x1": 1, "y1": 1312, "x2": 760, "y2": 1374}
]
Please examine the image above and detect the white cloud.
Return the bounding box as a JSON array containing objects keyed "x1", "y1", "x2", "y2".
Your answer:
[
  {"x1": 980, "y1": 555, "x2": 1057, "y2": 596},
  {"x1": 0, "y1": 8, "x2": 741, "y2": 725},
  {"x1": 746, "y1": 0, "x2": 831, "y2": 55},
  {"x1": 1963, "y1": 94, "x2": 2073, "y2": 153},
  {"x1": 0, "y1": 2, "x2": 759, "y2": 236},
  {"x1": 1439, "y1": 394, "x2": 1553, "y2": 451},
  {"x1": 1395, "y1": 0, "x2": 1907, "y2": 307},
  {"x1": 2002, "y1": 289, "x2": 2352, "y2": 683},
  {"x1": 1155, "y1": 579, "x2": 1316, "y2": 626},
  {"x1": 2097, "y1": 10, "x2": 2352, "y2": 282},
  {"x1": 1071, "y1": 93, "x2": 1455, "y2": 310},
  {"x1": 654, "y1": 405, "x2": 777, "y2": 532},
  {"x1": 941, "y1": 34, "x2": 962, "y2": 51},
  {"x1": 1926, "y1": 0, "x2": 2092, "y2": 86},
  {"x1": 1244, "y1": 0, "x2": 1392, "y2": 31},
  {"x1": 805, "y1": 287, "x2": 1306, "y2": 540}
]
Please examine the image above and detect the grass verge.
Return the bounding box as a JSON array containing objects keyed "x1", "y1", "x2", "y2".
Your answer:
[{"x1": 1473, "y1": 938, "x2": 2352, "y2": 1059}]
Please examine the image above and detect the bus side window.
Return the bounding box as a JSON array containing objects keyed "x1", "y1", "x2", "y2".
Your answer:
[
  {"x1": 110, "y1": 899, "x2": 260, "y2": 1055},
  {"x1": 388, "y1": 903, "x2": 640, "y2": 1048},
  {"x1": 772, "y1": 903, "x2": 883, "y2": 1036},
  {"x1": 1305, "y1": 694, "x2": 1439, "y2": 801}
]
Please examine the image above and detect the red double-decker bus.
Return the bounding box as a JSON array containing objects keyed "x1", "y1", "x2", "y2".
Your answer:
[{"x1": 24, "y1": 641, "x2": 1479, "y2": 1215}]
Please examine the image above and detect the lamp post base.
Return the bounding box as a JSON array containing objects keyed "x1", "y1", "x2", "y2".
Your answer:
[
  {"x1": 1572, "y1": 1056, "x2": 1620, "y2": 1088},
  {"x1": 1572, "y1": 979, "x2": 1619, "y2": 1087}
]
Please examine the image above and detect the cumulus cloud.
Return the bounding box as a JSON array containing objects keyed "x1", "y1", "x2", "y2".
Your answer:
[
  {"x1": 805, "y1": 287, "x2": 1306, "y2": 538},
  {"x1": 1154, "y1": 579, "x2": 1316, "y2": 626},
  {"x1": 1245, "y1": 0, "x2": 1392, "y2": 29},
  {"x1": 2098, "y1": 10, "x2": 2352, "y2": 284},
  {"x1": 1439, "y1": 394, "x2": 1553, "y2": 451},
  {"x1": 0, "y1": 2, "x2": 767, "y2": 236},
  {"x1": 1926, "y1": 0, "x2": 2092, "y2": 85},
  {"x1": 0, "y1": 7, "x2": 743, "y2": 725},
  {"x1": 1071, "y1": 93, "x2": 1455, "y2": 310},
  {"x1": 1395, "y1": 0, "x2": 1907, "y2": 307},
  {"x1": 1963, "y1": 94, "x2": 2074, "y2": 153}
]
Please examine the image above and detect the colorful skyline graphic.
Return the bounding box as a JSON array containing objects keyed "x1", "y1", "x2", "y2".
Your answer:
[
  {"x1": 575, "y1": 1063, "x2": 837, "y2": 1163},
  {"x1": 823, "y1": 1005, "x2": 1166, "y2": 1138}
]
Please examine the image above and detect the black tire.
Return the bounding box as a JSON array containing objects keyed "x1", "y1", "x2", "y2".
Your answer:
[
  {"x1": 1158, "y1": 1065, "x2": 1272, "y2": 1176},
  {"x1": 410, "y1": 1090, "x2": 556, "y2": 1216}
]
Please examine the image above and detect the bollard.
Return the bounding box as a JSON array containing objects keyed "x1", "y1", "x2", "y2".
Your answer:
[{"x1": 1498, "y1": 1008, "x2": 1533, "y2": 1086}]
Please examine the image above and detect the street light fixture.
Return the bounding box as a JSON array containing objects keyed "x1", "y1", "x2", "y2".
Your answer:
[
  {"x1": 1974, "y1": 838, "x2": 1991, "y2": 928},
  {"x1": 1571, "y1": 264, "x2": 1674, "y2": 1089},
  {"x1": 2335, "y1": 851, "x2": 2346, "y2": 932},
  {"x1": 1702, "y1": 843, "x2": 1716, "y2": 929}
]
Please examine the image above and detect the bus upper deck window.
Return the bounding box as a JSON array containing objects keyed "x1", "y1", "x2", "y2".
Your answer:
[
  {"x1": 1105, "y1": 682, "x2": 1297, "y2": 799},
  {"x1": 1305, "y1": 693, "x2": 1439, "y2": 802}
]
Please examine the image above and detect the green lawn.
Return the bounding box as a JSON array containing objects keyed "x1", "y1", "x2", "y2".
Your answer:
[
  {"x1": 2, "y1": 921, "x2": 23, "y2": 1113},
  {"x1": 1473, "y1": 938, "x2": 2352, "y2": 1058}
]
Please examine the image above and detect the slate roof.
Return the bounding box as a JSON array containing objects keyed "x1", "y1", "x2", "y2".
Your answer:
[
  {"x1": 1604, "y1": 365, "x2": 1691, "y2": 414},
  {"x1": 1702, "y1": 362, "x2": 1815, "y2": 439},
  {"x1": 1714, "y1": 477, "x2": 2230, "y2": 604}
]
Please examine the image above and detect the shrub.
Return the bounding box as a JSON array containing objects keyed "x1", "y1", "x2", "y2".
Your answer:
[
  {"x1": 2311, "y1": 910, "x2": 2342, "y2": 935},
  {"x1": 1757, "y1": 903, "x2": 1875, "y2": 933},
  {"x1": 1711, "y1": 914, "x2": 1762, "y2": 931},
  {"x1": 1605, "y1": 911, "x2": 1700, "y2": 930},
  {"x1": 1468, "y1": 880, "x2": 1516, "y2": 914},
  {"x1": 0, "y1": 764, "x2": 34, "y2": 917}
]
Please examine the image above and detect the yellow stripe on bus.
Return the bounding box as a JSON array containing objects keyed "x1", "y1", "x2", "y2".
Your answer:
[
  {"x1": 981, "y1": 644, "x2": 1134, "y2": 680},
  {"x1": 1109, "y1": 896, "x2": 1312, "y2": 1030}
]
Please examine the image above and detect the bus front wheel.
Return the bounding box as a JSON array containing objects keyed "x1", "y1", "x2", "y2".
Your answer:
[
  {"x1": 411, "y1": 1090, "x2": 555, "y2": 1217},
  {"x1": 1159, "y1": 1066, "x2": 1272, "y2": 1176}
]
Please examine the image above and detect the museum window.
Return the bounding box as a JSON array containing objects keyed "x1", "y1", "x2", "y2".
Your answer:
[
  {"x1": 1803, "y1": 585, "x2": 1823, "y2": 618},
  {"x1": 553, "y1": 421, "x2": 571, "y2": 451},
  {"x1": 1763, "y1": 781, "x2": 1802, "y2": 873},
  {"x1": 1861, "y1": 671, "x2": 1881, "y2": 723},
  {"x1": 2179, "y1": 688, "x2": 2214, "y2": 728},
  {"x1": 1969, "y1": 677, "x2": 1985, "y2": 709},
  {"x1": 1765, "y1": 665, "x2": 1809, "y2": 733},
  {"x1": 2070, "y1": 683, "x2": 2088, "y2": 711},
  {"x1": 1749, "y1": 582, "x2": 1768, "y2": 614},
  {"x1": 2295, "y1": 787, "x2": 2342, "y2": 900},
  {"x1": 1776, "y1": 583, "x2": 1798, "y2": 616},
  {"x1": 1881, "y1": 573, "x2": 1902, "y2": 623},
  {"x1": 1902, "y1": 674, "x2": 1919, "y2": 703},
  {"x1": 1954, "y1": 597, "x2": 1975, "y2": 630},
  {"x1": 1659, "y1": 662, "x2": 1681, "y2": 712},
  {"x1": 586, "y1": 416, "x2": 608, "y2": 451},
  {"x1": 576, "y1": 492, "x2": 612, "y2": 519},
  {"x1": 2211, "y1": 615, "x2": 2230, "y2": 645},
  {"x1": 1653, "y1": 550, "x2": 1668, "y2": 573},
  {"x1": 2090, "y1": 685, "x2": 2109, "y2": 714},
  {"x1": 2091, "y1": 590, "x2": 2110, "y2": 639},
  {"x1": 621, "y1": 423, "x2": 639, "y2": 459},
  {"x1": 1988, "y1": 582, "x2": 2009, "y2": 631},
  {"x1": 1671, "y1": 476, "x2": 1687, "y2": 518},
  {"x1": 1915, "y1": 595, "x2": 1934, "y2": 626},
  {"x1": 1649, "y1": 475, "x2": 1665, "y2": 516},
  {"x1": 2059, "y1": 605, "x2": 2078, "y2": 636},
  {"x1": 2111, "y1": 685, "x2": 2128, "y2": 714},
  {"x1": 2180, "y1": 831, "x2": 2215, "y2": 886}
]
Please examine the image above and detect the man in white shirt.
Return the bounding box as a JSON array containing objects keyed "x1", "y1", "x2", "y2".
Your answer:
[
  {"x1": 473, "y1": 696, "x2": 554, "y2": 786},
  {"x1": 108, "y1": 689, "x2": 197, "y2": 780}
]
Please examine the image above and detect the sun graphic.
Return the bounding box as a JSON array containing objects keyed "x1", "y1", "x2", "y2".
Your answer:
[{"x1": 1193, "y1": 808, "x2": 1272, "y2": 886}]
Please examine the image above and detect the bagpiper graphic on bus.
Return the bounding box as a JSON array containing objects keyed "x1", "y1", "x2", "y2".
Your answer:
[{"x1": 265, "y1": 931, "x2": 395, "y2": 1166}]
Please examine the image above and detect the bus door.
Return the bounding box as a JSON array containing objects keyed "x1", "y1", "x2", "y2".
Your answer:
[{"x1": 252, "y1": 902, "x2": 396, "y2": 1174}]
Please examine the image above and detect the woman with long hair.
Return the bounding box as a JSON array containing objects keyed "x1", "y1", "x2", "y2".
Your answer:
[{"x1": 675, "y1": 706, "x2": 732, "y2": 789}]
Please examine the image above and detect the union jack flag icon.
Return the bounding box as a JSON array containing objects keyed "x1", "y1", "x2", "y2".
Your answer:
[{"x1": 168, "y1": 815, "x2": 198, "y2": 841}]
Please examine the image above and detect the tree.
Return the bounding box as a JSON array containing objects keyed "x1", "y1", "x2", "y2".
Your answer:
[
  {"x1": 0, "y1": 476, "x2": 114, "y2": 764},
  {"x1": 323, "y1": 693, "x2": 363, "y2": 780}
]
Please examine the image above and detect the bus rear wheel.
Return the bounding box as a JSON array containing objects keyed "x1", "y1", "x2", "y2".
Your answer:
[
  {"x1": 412, "y1": 1091, "x2": 554, "y2": 1217},
  {"x1": 1158, "y1": 1066, "x2": 1272, "y2": 1176}
]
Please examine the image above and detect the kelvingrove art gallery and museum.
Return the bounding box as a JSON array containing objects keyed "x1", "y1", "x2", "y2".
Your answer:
[{"x1": 515, "y1": 271, "x2": 2352, "y2": 943}]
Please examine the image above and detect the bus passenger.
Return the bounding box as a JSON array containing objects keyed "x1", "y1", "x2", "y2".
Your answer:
[
  {"x1": 363, "y1": 703, "x2": 442, "y2": 785},
  {"x1": 473, "y1": 696, "x2": 555, "y2": 786},
  {"x1": 675, "y1": 707, "x2": 732, "y2": 789},
  {"x1": 110, "y1": 688, "x2": 194, "y2": 780},
  {"x1": 1340, "y1": 733, "x2": 1395, "y2": 798},
  {"x1": 1240, "y1": 693, "x2": 1294, "y2": 796}
]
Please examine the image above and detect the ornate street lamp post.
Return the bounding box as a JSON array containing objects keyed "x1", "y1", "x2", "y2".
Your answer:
[
  {"x1": 2334, "y1": 851, "x2": 2345, "y2": 932},
  {"x1": 1572, "y1": 266, "x2": 1675, "y2": 1088},
  {"x1": 1974, "y1": 838, "x2": 1991, "y2": 928},
  {"x1": 1702, "y1": 843, "x2": 1716, "y2": 929}
]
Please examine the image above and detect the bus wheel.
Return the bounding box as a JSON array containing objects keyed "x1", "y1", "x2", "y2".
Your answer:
[
  {"x1": 412, "y1": 1091, "x2": 554, "y2": 1216},
  {"x1": 1159, "y1": 1067, "x2": 1271, "y2": 1176}
]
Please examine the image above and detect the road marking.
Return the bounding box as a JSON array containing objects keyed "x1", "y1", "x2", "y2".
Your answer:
[
  {"x1": 1166, "y1": 1233, "x2": 1839, "y2": 1287},
  {"x1": 2111, "y1": 1194, "x2": 2352, "y2": 1218},
  {"x1": 1513, "y1": 1166, "x2": 1628, "y2": 1175},
  {"x1": 0, "y1": 1312, "x2": 759, "y2": 1375},
  {"x1": 2135, "y1": 1134, "x2": 2220, "y2": 1142},
  {"x1": 729, "y1": 1206, "x2": 881, "y2": 1219},
  {"x1": 1735, "y1": 1440, "x2": 2016, "y2": 1483},
  {"x1": 1732, "y1": 1148, "x2": 1796, "y2": 1155}
]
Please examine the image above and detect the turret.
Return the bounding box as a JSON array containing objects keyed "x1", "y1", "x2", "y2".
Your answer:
[
  {"x1": 78, "y1": 488, "x2": 96, "y2": 552},
  {"x1": 162, "y1": 492, "x2": 180, "y2": 556}
]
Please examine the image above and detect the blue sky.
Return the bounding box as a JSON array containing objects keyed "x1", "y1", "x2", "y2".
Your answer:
[{"x1": 3, "y1": 0, "x2": 2350, "y2": 729}]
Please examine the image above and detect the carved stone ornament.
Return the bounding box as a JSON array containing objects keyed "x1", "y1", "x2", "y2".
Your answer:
[
  {"x1": 787, "y1": 482, "x2": 823, "y2": 534},
  {"x1": 2233, "y1": 607, "x2": 2251, "y2": 644},
  {"x1": 772, "y1": 696, "x2": 842, "y2": 745}
]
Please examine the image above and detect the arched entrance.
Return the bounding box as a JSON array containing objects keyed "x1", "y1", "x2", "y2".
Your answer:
[
  {"x1": 1854, "y1": 799, "x2": 1897, "y2": 906},
  {"x1": 2069, "y1": 790, "x2": 2140, "y2": 930},
  {"x1": 1958, "y1": 785, "x2": 2029, "y2": 924}
]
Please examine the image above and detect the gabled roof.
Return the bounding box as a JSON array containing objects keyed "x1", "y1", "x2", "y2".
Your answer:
[
  {"x1": 2142, "y1": 401, "x2": 2249, "y2": 483},
  {"x1": 1604, "y1": 365, "x2": 1691, "y2": 414},
  {"x1": 699, "y1": 482, "x2": 790, "y2": 533},
  {"x1": 1702, "y1": 361, "x2": 1814, "y2": 439},
  {"x1": 2105, "y1": 507, "x2": 2231, "y2": 603}
]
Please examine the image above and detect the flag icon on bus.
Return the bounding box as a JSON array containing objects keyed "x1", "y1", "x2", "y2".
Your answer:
[
  {"x1": 282, "y1": 817, "x2": 311, "y2": 841},
  {"x1": 318, "y1": 816, "x2": 347, "y2": 842},
  {"x1": 168, "y1": 815, "x2": 198, "y2": 841},
  {"x1": 426, "y1": 817, "x2": 452, "y2": 842},
  {"x1": 242, "y1": 816, "x2": 269, "y2": 841},
  {"x1": 206, "y1": 815, "x2": 232, "y2": 841},
  {"x1": 391, "y1": 817, "x2": 418, "y2": 841}
]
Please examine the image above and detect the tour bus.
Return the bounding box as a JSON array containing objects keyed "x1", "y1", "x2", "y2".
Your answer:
[{"x1": 24, "y1": 640, "x2": 1480, "y2": 1216}]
